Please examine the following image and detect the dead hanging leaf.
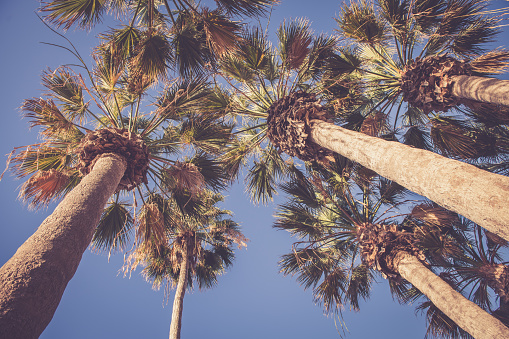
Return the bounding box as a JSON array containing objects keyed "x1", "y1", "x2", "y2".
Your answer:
[
  {"x1": 19, "y1": 169, "x2": 71, "y2": 208},
  {"x1": 360, "y1": 111, "x2": 388, "y2": 137},
  {"x1": 470, "y1": 49, "x2": 509, "y2": 75},
  {"x1": 165, "y1": 161, "x2": 205, "y2": 195},
  {"x1": 135, "y1": 202, "x2": 167, "y2": 248},
  {"x1": 209, "y1": 226, "x2": 249, "y2": 249},
  {"x1": 201, "y1": 8, "x2": 242, "y2": 59},
  {"x1": 411, "y1": 202, "x2": 457, "y2": 226}
]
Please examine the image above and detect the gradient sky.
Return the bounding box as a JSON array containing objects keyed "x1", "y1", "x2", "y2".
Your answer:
[{"x1": 1, "y1": 1, "x2": 508, "y2": 338}]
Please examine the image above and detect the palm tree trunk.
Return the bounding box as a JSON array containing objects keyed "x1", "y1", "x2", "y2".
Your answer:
[
  {"x1": 309, "y1": 120, "x2": 509, "y2": 241},
  {"x1": 394, "y1": 252, "x2": 509, "y2": 338},
  {"x1": 452, "y1": 75, "x2": 509, "y2": 107},
  {"x1": 0, "y1": 153, "x2": 127, "y2": 339},
  {"x1": 169, "y1": 243, "x2": 189, "y2": 339}
]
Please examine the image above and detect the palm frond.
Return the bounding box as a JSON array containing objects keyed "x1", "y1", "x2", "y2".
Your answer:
[
  {"x1": 41, "y1": 0, "x2": 108, "y2": 30},
  {"x1": 335, "y1": 0, "x2": 388, "y2": 45},
  {"x1": 131, "y1": 31, "x2": 172, "y2": 81},
  {"x1": 213, "y1": 0, "x2": 277, "y2": 17},
  {"x1": 201, "y1": 8, "x2": 242, "y2": 58},
  {"x1": 277, "y1": 19, "x2": 313, "y2": 70},
  {"x1": 18, "y1": 169, "x2": 79, "y2": 208},
  {"x1": 92, "y1": 201, "x2": 133, "y2": 253}
]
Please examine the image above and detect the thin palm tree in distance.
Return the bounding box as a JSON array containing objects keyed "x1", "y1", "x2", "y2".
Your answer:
[{"x1": 123, "y1": 190, "x2": 247, "y2": 339}]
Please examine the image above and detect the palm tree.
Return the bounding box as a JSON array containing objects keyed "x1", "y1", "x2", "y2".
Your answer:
[
  {"x1": 123, "y1": 190, "x2": 247, "y2": 339},
  {"x1": 40, "y1": 0, "x2": 279, "y2": 78},
  {"x1": 218, "y1": 19, "x2": 338, "y2": 203},
  {"x1": 275, "y1": 163, "x2": 509, "y2": 338},
  {"x1": 331, "y1": 0, "x2": 509, "y2": 178},
  {"x1": 334, "y1": 0, "x2": 509, "y2": 112},
  {"x1": 0, "y1": 31, "x2": 233, "y2": 338},
  {"x1": 218, "y1": 15, "x2": 509, "y2": 240},
  {"x1": 393, "y1": 208, "x2": 509, "y2": 338}
]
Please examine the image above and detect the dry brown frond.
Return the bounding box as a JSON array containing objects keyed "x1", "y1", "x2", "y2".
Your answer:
[
  {"x1": 135, "y1": 202, "x2": 167, "y2": 248},
  {"x1": 201, "y1": 8, "x2": 242, "y2": 59},
  {"x1": 165, "y1": 161, "x2": 205, "y2": 195},
  {"x1": 19, "y1": 169, "x2": 71, "y2": 208},
  {"x1": 411, "y1": 202, "x2": 457, "y2": 227},
  {"x1": 470, "y1": 49, "x2": 509, "y2": 74},
  {"x1": 209, "y1": 226, "x2": 249, "y2": 249},
  {"x1": 360, "y1": 111, "x2": 388, "y2": 137}
]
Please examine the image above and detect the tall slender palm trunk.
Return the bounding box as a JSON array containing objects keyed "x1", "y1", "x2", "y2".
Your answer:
[
  {"x1": 309, "y1": 120, "x2": 509, "y2": 241},
  {"x1": 452, "y1": 75, "x2": 509, "y2": 107},
  {"x1": 169, "y1": 242, "x2": 190, "y2": 339},
  {"x1": 394, "y1": 252, "x2": 509, "y2": 338},
  {"x1": 0, "y1": 153, "x2": 127, "y2": 339}
]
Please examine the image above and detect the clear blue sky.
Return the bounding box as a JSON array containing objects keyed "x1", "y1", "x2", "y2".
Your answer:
[{"x1": 1, "y1": 1, "x2": 507, "y2": 338}]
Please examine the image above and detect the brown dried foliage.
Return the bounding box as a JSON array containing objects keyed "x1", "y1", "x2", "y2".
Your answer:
[
  {"x1": 165, "y1": 162, "x2": 205, "y2": 195},
  {"x1": 266, "y1": 91, "x2": 335, "y2": 164},
  {"x1": 19, "y1": 169, "x2": 71, "y2": 208},
  {"x1": 75, "y1": 128, "x2": 149, "y2": 191},
  {"x1": 401, "y1": 55, "x2": 471, "y2": 113},
  {"x1": 356, "y1": 222, "x2": 426, "y2": 280}
]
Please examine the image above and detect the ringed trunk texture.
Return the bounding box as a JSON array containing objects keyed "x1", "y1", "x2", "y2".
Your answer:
[
  {"x1": 0, "y1": 153, "x2": 127, "y2": 339},
  {"x1": 395, "y1": 252, "x2": 509, "y2": 339},
  {"x1": 309, "y1": 120, "x2": 509, "y2": 241},
  {"x1": 452, "y1": 75, "x2": 509, "y2": 107},
  {"x1": 169, "y1": 244, "x2": 189, "y2": 339}
]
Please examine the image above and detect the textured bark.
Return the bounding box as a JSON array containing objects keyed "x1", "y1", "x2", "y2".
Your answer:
[
  {"x1": 452, "y1": 75, "x2": 509, "y2": 107},
  {"x1": 169, "y1": 243, "x2": 189, "y2": 339},
  {"x1": 395, "y1": 252, "x2": 509, "y2": 339},
  {"x1": 309, "y1": 120, "x2": 509, "y2": 241},
  {"x1": 0, "y1": 153, "x2": 127, "y2": 339}
]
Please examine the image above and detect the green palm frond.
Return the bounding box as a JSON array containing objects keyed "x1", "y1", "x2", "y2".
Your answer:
[
  {"x1": 417, "y1": 299, "x2": 473, "y2": 339},
  {"x1": 41, "y1": 68, "x2": 89, "y2": 123},
  {"x1": 22, "y1": 98, "x2": 84, "y2": 140},
  {"x1": 322, "y1": 48, "x2": 362, "y2": 79},
  {"x1": 172, "y1": 17, "x2": 212, "y2": 78},
  {"x1": 131, "y1": 31, "x2": 173, "y2": 81},
  {"x1": 136, "y1": 0, "x2": 167, "y2": 29},
  {"x1": 246, "y1": 159, "x2": 278, "y2": 204},
  {"x1": 100, "y1": 25, "x2": 142, "y2": 64},
  {"x1": 313, "y1": 266, "x2": 348, "y2": 314},
  {"x1": 156, "y1": 77, "x2": 213, "y2": 118},
  {"x1": 345, "y1": 264, "x2": 374, "y2": 311},
  {"x1": 274, "y1": 203, "x2": 323, "y2": 239},
  {"x1": 41, "y1": 0, "x2": 108, "y2": 30},
  {"x1": 451, "y1": 18, "x2": 498, "y2": 57},
  {"x1": 190, "y1": 153, "x2": 229, "y2": 192},
  {"x1": 411, "y1": 0, "x2": 446, "y2": 33},
  {"x1": 377, "y1": 0, "x2": 409, "y2": 31},
  {"x1": 11, "y1": 144, "x2": 73, "y2": 179},
  {"x1": 335, "y1": 0, "x2": 388, "y2": 45},
  {"x1": 430, "y1": 117, "x2": 497, "y2": 159},
  {"x1": 402, "y1": 126, "x2": 432, "y2": 150},
  {"x1": 237, "y1": 27, "x2": 270, "y2": 73},
  {"x1": 92, "y1": 201, "x2": 133, "y2": 253},
  {"x1": 213, "y1": 0, "x2": 277, "y2": 17},
  {"x1": 177, "y1": 114, "x2": 233, "y2": 154}
]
